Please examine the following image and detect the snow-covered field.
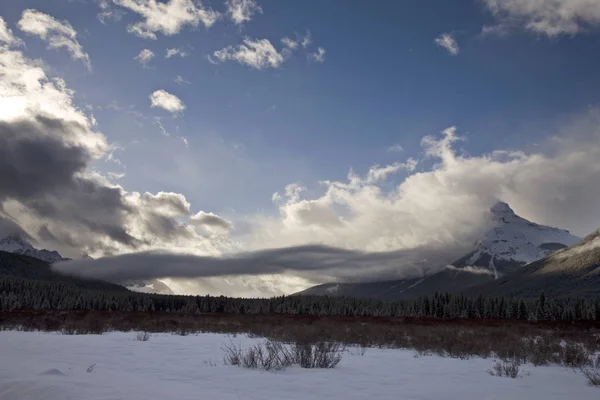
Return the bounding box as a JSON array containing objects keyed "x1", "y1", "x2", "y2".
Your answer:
[{"x1": 0, "y1": 331, "x2": 597, "y2": 400}]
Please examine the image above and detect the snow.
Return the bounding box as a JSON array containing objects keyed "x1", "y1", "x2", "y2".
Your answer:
[
  {"x1": 466, "y1": 202, "x2": 581, "y2": 267},
  {"x1": 0, "y1": 235, "x2": 66, "y2": 264},
  {"x1": 0, "y1": 331, "x2": 597, "y2": 400}
]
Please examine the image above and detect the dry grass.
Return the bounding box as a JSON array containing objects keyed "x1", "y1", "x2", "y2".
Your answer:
[{"x1": 2, "y1": 310, "x2": 599, "y2": 368}]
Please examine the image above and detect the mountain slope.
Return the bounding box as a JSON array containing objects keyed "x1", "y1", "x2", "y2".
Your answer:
[
  {"x1": 0, "y1": 251, "x2": 129, "y2": 292},
  {"x1": 0, "y1": 235, "x2": 70, "y2": 264},
  {"x1": 0, "y1": 236, "x2": 174, "y2": 294},
  {"x1": 297, "y1": 202, "x2": 581, "y2": 300},
  {"x1": 465, "y1": 229, "x2": 600, "y2": 299}
]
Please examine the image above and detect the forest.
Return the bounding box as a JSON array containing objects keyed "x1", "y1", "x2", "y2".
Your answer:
[{"x1": 2, "y1": 275, "x2": 600, "y2": 322}]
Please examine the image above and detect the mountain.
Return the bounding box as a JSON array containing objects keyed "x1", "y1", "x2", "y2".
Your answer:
[
  {"x1": 453, "y1": 202, "x2": 580, "y2": 276},
  {"x1": 0, "y1": 250, "x2": 129, "y2": 292},
  {"x1": 466, "y1": 229, "x2": 600, "y2": 299},
  {"x1": 296, "y1": 202, "x2": 581, "y2": 300},
  {"x1": 0, "y1": 235, "x2": 69, "y2": 264}
]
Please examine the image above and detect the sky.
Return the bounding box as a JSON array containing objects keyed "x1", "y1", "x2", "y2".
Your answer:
[{"x1": 3, "y1": 0, "x2": 600, "y2": 297}]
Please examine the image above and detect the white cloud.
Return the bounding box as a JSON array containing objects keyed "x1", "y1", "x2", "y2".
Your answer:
[
  {"x1": 225, "y1": 0, "x2": 263, "y2": 24},
  {"x1": 97, "y1": 0, "x2": 125, "y2": 24},
  {"x1": 238, "y1": 111, "x2": 600, "y2": 275},
  {"x1": 165, "y1": 47, "x2": 189, "y2": 58},
  {"x1": 212, "y1": 38, "x2": 287, "y2": 69},
  {"x1": 483, "y1": 0, "x2": 600, "y2": 37},
  {"x1": 309, "y1": 46, "x2": 326, "y2": 62},
  {"x1": 149, "y1": 90, "x2": 185, "y2": 114},
  {"x1": 387, "y1": 144, "x2": 404, "y2": 153},
  {"x1": 134, "y1": 48, "x2": 155, "y2": 67},
  {"x1": 301, "y1": 31, "x2": 312, "y2": 48},
  {"x1": 434, "y1": 32, "x2": 459, "y2": 56},
  {"x1": 175, "y1": 75, "x2": 191, "y2": 84},
  {"x1": 17, "y1": 9, "x2": 91, "y2": 70},
  {"x1": 0, "y1": 17, "x2": 21, "y2": 46},
  {"x1": 113, "y1": 0, "x2": 220, "y2": 39},
  {"x1": 281, "y1": 37, "x2": 298, "y2": 49}
]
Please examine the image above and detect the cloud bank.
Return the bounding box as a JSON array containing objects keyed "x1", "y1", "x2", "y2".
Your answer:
[{"x1": 53, "y1": 244, "x2": 466, "y2": 284}]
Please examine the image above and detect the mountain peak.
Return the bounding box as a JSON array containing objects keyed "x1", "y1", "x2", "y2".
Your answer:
[
  {"x1": 0, "y1": 235, "x2": 66, "y2": 264},
  {"x1": 490, "y1": 201, "x2": 514, "y2": 215}
]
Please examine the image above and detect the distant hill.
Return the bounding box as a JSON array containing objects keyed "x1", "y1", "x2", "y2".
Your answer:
[
  {"x1": 465, "y1": 229, "x2": 600, "y2": 299},
  {"x1": 297, "y1": 202, "x2": 582, "y2": 300},
  {"x1": 0, "y1": 235, "x2": 174, "y2": 294},
  {"x1": 0, "y1": 251, "x2": 129, "y2": 292}
]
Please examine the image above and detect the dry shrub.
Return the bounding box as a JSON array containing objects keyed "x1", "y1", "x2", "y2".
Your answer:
[
  {"x1": 488, "y1": 360, "x2": 521, "y2": 378},
  {"x1": 292, "y1": 341, "x2": 345, "y2": 369},
  {"x1": 135, "y1": 331, "x2": 151, "y2": 341},
  {"x1": 222, "y1": 339, "x2": 344, "y2": 370},
  {"x1": 581, "y1": 368, "x2": 600, "y2": 386}
]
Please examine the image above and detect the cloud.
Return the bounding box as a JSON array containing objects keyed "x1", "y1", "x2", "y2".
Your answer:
[
  {"x1": 434, "y1": 33, "x2": 459, "y2": 55},
  {"x1": 225, "y1": 0, "x2": 262, "y2": 24},
  {"x1": 0, "y1": 17, "x2": 21, "y2": 46},
  {"x1": 17, "y1": 9, "x2": 91, "y2": 70},
  {"x1": 309, "y1": 47, "x2": 326, "y2": 62},
  {"x1": 301, "y1": 31, "x2": 312, "y2": 48},
  {"x1": 0, "y1": 36, "x2": 228, "y2": 259},
  {"x1": 480, "y1": 23, "x2": 511, "y2": 37},
  {"x1": 387, "y1": 144, "x2": 404, "y2": 153},
  {"x1": 174, "y1": 75, "x2": 191, "y2": 85},
  {"x1": 149, "y1": 90, "x2": 185, "y2": 114},
  {"x1": 191, "y1": 211, "x2": 233, "y2": 232},
  {"x1": 113, "y1": 0, "x2": 219, "y2": 39},
  {"x1": 53, "y1": 244, "x2": 464, "y2": 284},
  {"x1": 97, "y1": 0, "x2": 125, "y2": 24},
  {"x1": 165, "y1": 47, "x2": 189, "y2": 58},
  {"x1": 134, "y1": 49, "x2": 155, "y2": 67},
  {"x1": 482, "y1": 0, "x2": 600, "y2": 37},
  {"x1": 212, "y1": 38, "x2": 288, "y2": 69},
  {"x1": 281, "y1": 37, "x2": 298, "y2": 49},
  {"x1": 445, "y1": 265, "x2": 497, "y2": 276}
]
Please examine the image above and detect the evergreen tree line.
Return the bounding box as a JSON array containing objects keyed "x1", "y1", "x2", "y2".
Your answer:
[{"x1": 1, "y1": 276, "x2": 600, "y2": 322}]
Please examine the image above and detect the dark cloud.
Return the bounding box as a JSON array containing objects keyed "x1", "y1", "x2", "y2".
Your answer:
[
  {"x1": 52, "y1": 243, "x2": 471, "y2": 284},
  {"x1": 0, "y1": 215, "x2": 31, "y2": 240},
  {"x1": 0, "y1": 115, "x2": 200, "y2": 256},
  {"x1": 0, "y1": 117, "x2": 89, "y2": 199}
]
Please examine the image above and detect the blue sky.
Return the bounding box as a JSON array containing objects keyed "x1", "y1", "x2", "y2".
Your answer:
[
  {"x1": 3, "y1": 0, "x2": 600, "y2": 295},
  {"x1": 3, "y1": 0, "x2": 600, "y2": 217}
]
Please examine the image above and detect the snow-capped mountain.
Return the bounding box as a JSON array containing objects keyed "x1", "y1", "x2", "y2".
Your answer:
[
  {"x1": 0, "y1": 235, "x2": 68, "y2": 264},
  {"x1": 297, "y1": 202, "x2": 582, "y2": 300},
  {"x1": 455, "y1": 202, "x2": 581, "y2": 276}
]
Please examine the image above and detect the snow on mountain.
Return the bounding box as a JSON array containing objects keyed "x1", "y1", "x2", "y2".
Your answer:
[
  {"x1": 0, "y1": 235, "x2": 68, "y2": 264},
  {"x1": 460, "y1": 202, "x2": 581, "y2": 273},
  {"x1": 296, "y1": 201, "x2": 583, "y2": 300}
]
